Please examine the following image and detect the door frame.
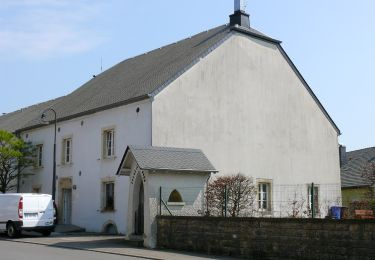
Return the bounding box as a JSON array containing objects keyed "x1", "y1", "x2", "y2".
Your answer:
[
  {"x1": 62, "y1": 188, "x2": 72, "y2": 224},
  {"x1": 58, "y1": 177, "x2": 73, "y2": 224}
]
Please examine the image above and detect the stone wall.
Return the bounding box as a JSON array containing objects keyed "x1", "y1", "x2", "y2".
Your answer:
[{"x1": 157, "y1": 216, "x2": 375, "y2": 260}]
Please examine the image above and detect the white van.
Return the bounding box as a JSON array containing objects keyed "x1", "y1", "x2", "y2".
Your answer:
[{"x1": 0, "y1": 193, "x2": 55, "y2": 237}]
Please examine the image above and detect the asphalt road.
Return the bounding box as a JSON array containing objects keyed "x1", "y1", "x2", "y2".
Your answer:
[{"x1": 0, "y1": 240, "x2": 146, "y2": 260}]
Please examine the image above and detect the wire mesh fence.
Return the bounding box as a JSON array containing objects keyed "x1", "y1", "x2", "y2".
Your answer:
[
  {"x1": 159, "y1": 186, "x2": 205, "y2": 216},
  {"x1": 157, "y1": 183, "x2": 342, "y2": 218}
]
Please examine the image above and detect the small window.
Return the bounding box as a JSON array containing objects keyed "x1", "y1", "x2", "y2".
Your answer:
[
  {"x1": 32, "y1": 186, "x2": 41, "y2": 194},
  {"x1": 62, "y1": 138, "x2": 72, "y2": 164},
  {"x1": 103, "y1": 182, "x2": 115, "y2": 211},
  {"x1": 35, "y1": 144, "x2": 43, "y2": 167},
  {"x1": 103, "y1": 129, "x2": 115, "y2": 158},
  {"x1": 308, "y1": 185, "x2": 319, "y2": 215},
  {"x1": 258, "y1": 182, "x2": 271, "y2": 211},
  {"x1": 168, "y1": 189, "x2": 183, "y2": 203}
]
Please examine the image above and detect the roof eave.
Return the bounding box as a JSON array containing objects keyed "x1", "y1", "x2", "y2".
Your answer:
[
  {"x1": 144, "y1": 167, "x2": 218, "y2": 173},
  {"x1": 15, "y1": 94, "x2": 151, "y2": 134},
  {"x1": 276, "y1": 45, "x2": 341, "y2": 136},
  {"x1": 116, "y1": 146, "x2": 131, "y2": 176},
  {"x1": 341, "y1": 185, "x2": 372, "y2": 189},
  {"x1": 229, "y1": 25, "x2": 340, "y2": 135}
]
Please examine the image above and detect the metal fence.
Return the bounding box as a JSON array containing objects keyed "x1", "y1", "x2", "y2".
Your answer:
[
  {"x1": 158, "y1": 183, "x2": 342, "y2": 218},
  {"x1": 158, "y1": 186, "x2": 206, "y2": 216}
]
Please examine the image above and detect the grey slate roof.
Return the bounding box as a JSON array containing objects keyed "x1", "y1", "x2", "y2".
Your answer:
[
  {"x1": 0, "y1": 23, "x2": 340, "y2": 135},
  {"x1": 341, "y1": 147, "x2": 375, "y2": 188},
  {"x1": 0, "y1": 25, "x2": 252, "y2": 132},
  {"x1": 0, "y1": 25, "x2": 281, "y2": 133},
  {"x1": 0, "y1": 97, "x2": 64, "y2": 133},
  {"x1": 122, "y1": 145, "x2": 217, "y2": 173}
]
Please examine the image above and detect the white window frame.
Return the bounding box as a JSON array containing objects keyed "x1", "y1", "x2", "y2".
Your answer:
[
  {"x1": 102, "y1": 128, "x2": 115, "y2": 159},
  {"x1": 102, "y1": 180, "x2": 115, "y2": 211},
  {"x1": 35, "y1": 144, "x2": 43, "y2": 168},
  {"x1": 62, "y1": 138, "x2": 72, "y2": 164},
  {"x1": 257, "y1": 181, "x2": 272, "y2": 212}
]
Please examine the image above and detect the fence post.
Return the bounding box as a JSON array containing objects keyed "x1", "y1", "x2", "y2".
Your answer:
[
  {"x1": 159, "y1": 186, "x2": 162, "y2": 216},
  {"x1": 311, "y1": 182, "x2": 315, "y2": 218}
]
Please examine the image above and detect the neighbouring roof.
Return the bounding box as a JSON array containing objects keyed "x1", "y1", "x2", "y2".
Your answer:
[
  {"x1": 117, "y1": 145, "x2": 217, "y2": 173},
  {"x1": 341, "y1": 147, "x2": 375, "y2": 188},
  {"x1": 0, "y1": 23, "x2": 340, "y2": 135}
]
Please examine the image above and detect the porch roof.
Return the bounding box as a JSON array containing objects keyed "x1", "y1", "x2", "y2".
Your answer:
[{"x1": 116, "y1": 145, "x2": 218, "y2": 175}]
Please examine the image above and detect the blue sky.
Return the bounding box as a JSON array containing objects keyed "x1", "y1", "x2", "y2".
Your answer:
[{"x1": 0, "y1": 0, "x2": 374, "y2": 151}]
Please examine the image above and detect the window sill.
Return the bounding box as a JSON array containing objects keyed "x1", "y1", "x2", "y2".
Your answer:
[
  {"x1": 167, "y1": 202, "x2": 185, "y2": 206},
  {"x1": 101, "y1": 156, "x2": 117, "y2": 161},
  {"x1": 101, "y1": 208, "x2": 116, "y2": 213},
  {"x1": 258, "y1": 210, "x2": 272, "y2": 215},
  {"x1": 59, "y1": 163, "x2": 73, "y2": 167}
]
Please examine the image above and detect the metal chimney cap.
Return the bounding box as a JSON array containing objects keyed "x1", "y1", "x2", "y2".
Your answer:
[{"x1": 234, "y1": 0, "x2": 247, "y2": 12}]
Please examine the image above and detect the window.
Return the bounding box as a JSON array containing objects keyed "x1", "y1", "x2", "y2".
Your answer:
[
  {"x1": 32, "y1": 186, "x2": 41, "y2": 194},
  {"x1": 35, "y1": 144, "x2": 43, "y2": 167},
  {"x1": 168, "y1": 189, "x2": 183, "y2": 203},
  {"x1": 258, "y1": 182, "x2": 271, "y2": 211},
  {"x1": 308, "y1": 185, "x2": 319, "y2": 215},
  {"x1": 62, "y1": 138, "x2": 72, "y2": 164},
  {"x1": 167, "y1": 189, "x2": 185, "y2": 206},
  {"x1": 103, "y1": 129, "x2": 115, "y2": 158},
  {"x1": 103, "y1": 182, "x2": 115, "y2": 211}
]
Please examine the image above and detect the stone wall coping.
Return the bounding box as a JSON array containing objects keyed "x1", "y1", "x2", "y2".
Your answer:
[{"x1": 157, "y1": 215, "x2": 375, "y2": 224}]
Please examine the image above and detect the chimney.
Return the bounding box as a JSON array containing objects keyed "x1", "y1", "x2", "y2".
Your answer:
[
  {"x1": 230, "y1": 0, "x2": 250, "y2": 28},
  {"x1": 339, "y1": 145, "x2": 347, "y2": 167}
]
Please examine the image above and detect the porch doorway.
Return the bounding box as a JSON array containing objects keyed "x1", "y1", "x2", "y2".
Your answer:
[
  {"x1": 62, "y1": 188, "x2": 72, "y2": 224},
  {"x1": 134, "y1": 182, "x2": 144, "y2": 235},
  {"x1": 58, "y1": 178, "x2": 73, "y2": 224}
]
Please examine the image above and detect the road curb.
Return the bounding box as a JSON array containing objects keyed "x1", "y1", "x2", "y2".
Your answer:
[{"x1": 2, "y1": 238, "x2": 164, "y2": 260}]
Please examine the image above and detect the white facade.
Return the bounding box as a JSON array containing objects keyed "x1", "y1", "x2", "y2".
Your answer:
[
  {"x1": 16, "y1": 30, "x2": 341, "y2": 246},
  {"x1": 20, "y1": 100, "x2": 152, "y2": 234},
  {"x1": 151, "y1": 33, "x2": 341, "y2": 216},
  {"x1": 152, "y1": 34, "x2": 340, "y2": 184}
]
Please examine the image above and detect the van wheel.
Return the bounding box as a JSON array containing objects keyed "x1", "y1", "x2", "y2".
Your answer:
[
  {"x1": 41, "y1": 231, "x2": 51, "y2": 237},
  {"x1": 6, "y1": 223, "x2": 20, "y2": 238}
]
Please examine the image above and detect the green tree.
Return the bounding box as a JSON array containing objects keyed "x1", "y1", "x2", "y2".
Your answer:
[{"x1": 0, "y1": 130, "x2": 35, "y2": 193}]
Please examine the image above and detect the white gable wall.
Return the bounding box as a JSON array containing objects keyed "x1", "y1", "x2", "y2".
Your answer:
[
  {"x1": 20, "y1": 100, "x2": 152, "y2": 233},
  {"x1": 152, "y1": 33, "x2": 341, "y2": 209}
]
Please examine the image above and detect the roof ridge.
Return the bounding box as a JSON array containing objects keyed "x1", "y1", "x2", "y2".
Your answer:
[{"x1": 130, "y1": 145, "x2": 202, "y2": 152}]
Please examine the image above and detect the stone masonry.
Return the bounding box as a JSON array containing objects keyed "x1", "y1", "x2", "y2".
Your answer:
[{"x1": 157, "y1": 216, "x2": 375, "y2": 260}]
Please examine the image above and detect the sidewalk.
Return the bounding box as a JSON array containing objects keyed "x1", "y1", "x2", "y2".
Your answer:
[{"x1": 0, "y1": 232, "x2": 234, "y2": 260}]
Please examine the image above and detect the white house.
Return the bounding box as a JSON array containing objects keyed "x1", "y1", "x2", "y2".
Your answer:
[{"x1": 0, "y1": 2, "x2": 341, "y2": 248}]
